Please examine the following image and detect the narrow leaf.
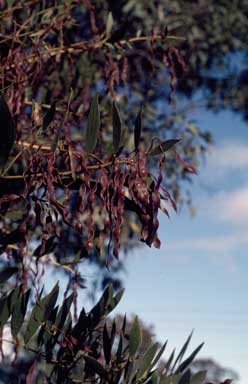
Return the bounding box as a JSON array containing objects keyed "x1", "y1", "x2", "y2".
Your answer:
[
  {"x1": 86, "y1": 93, "x2": 100, "y2": 153},
  {"x1": 165, "y1": 349, "x2": 175, "y2": 373},
  {"x1": 88, "y1": 284, "x2": 113, "y2": 328},
  {"x1": 176, "y1": 343, "x2": 204, "y2": 374},
  {"x1": 103, "y1": 324, "x2": 112, "y2": 365},
  {"x1": 178, "y1": 369, "x2": 191, "y2": 384},
  {"x1": 151, "y1": 340, "x2": 167, "y2": 368},
  {"x1": 55, "y1": 293, "x2": 74, "y2": 331},
  {"x1": 134, "y1": 107, "x2": 142, "y2": 150},
  {"x1": 0, "y1": 95, "x2": 16, "y2": 170},
  {"x1": 136, "y1": 342, "x2": 158, "y2": 379},
  {"x1": 172, "y1": 331, "x2": 193, "y2": 372},
  {"x1": 24, "y1": 283, "x2": 59, "y2": 344},
  {"x1": 160, "y1": 374, "x2": 181, "y2": 384},
  {"x1": 43, "y1": 102, "x2": 56, "y2": 131},
  {"x1": 149, "y1": 139, "x2": 181, "y2": 156},
  {"x1": 84, "y1": 355, "x2": 108, "y2": 379},
  {"x1": 112, "y1": 101, "x2": 122, "y2": 153},
  {"x1": 129, "y1": 316, "x2": 142, "y2": 358},
  {"x1": 106, "y1": 288, "x2": 124, "y2": 315},
  {"x1": 11, "y1": 288, "x2": 31, "y2": 338},
  {"x1": 0, "y1": 266, "x2": 19, "y2": 284},
  {"x1": 106, "y1": 12, "x2": 114, "y2": 36},
  {"x1": 0, "y1": 295, "x2": 10, "y2": 328}
]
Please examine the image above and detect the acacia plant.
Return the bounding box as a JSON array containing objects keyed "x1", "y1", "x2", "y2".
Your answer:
[{"x1": 0, "y1": 1, "x2": 230, "y2": 383}]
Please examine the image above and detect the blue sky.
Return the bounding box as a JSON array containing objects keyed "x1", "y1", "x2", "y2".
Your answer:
[{"x1": 110, "y1": 109, "x2": 248, "y2": 383}]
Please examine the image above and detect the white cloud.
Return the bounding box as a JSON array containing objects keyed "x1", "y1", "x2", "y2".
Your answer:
[
  {"x1": 166, "y1": 230, "x2": 248, "y2": 254},
  {"x1": 207, "y1": 141, "x2": 248, "y2": 170},
  {"x1": 199, "y1": 141, "x2": 248, "y2": 188},
  {"x1": 213, "y1": 186, "x2": 248, "y2": 224}
]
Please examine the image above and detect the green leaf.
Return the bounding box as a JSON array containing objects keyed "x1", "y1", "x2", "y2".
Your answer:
[
  {"x1": 0, "y1": 95, "x2": 16, "y2": 171},
  {"x1": 0, "y1": 295, "x2": 10, "y2": 328},
  {"x1": 88, "y1": 284, "x2": 113, "y2": 328},
  {"x1": 86, "y1": 93, "x2": 100, "y2": 153},
  {"x1": 84, "y1": 355, "x2": 108, "y2": 380},
  {"x1": 129, "y1": 316, "x2": 142, "y2": 358},
  {"x1": 103, "y1": 324, "x2": 112, "y2": 365},
  {"x1": 106, "y1": 288, "x2": 124, "y2": 315},
  {"x1": 134, "y1": 107, "x2": 142, "y2": 150},
  {"x1": 136, "y1": 342, "x2": 158, "y2": 379},
  {"x1": 176, "y1": 343, "x2": 204, "y2": 374},
  {"x1": 24, "y1": 282, "x2": 59, "y2": 344},
  {"x1": 55, "y1": 293, "x2": 74, "y2": 331},
  {"x1": 172, "y1": 331, "x2": 193, "y2": 372},
  {"x1": 151, "y1": 340, "x2": 167, "y2": 369},
  {"x1": 160, "y1": 374, "x2": 181, "y2": 384},
  {"x1": 43, "y1": 102, "x2": 56, "y2": 131},
  {"x1": 106, "y1": 12, "x2": 114, "y2": 36},
  {"x1": 11, "y1": 288, "x2": 31, "y2": 338},
  {"x1": 148, "y1": 139, "x2": 181, "y2": 156},
  {"x1": 179, "y1": 369, "x2": 191, "y2": 384},
  {"x1": 0, "y1": 266, "x2": 19, "y2": 284},
  {"x1": 190, "y1": 371, "x2": 207, "y2": 384},
  {"x1": 124, "y1": 360, "x2": 134, "y2": 383},
  {"x1": 112, "y1": 101, "x2": 122, "y2": 153},
  {"x1": 150, "y1": 371, "x2": 159, "y2": 383},
  {"x1": 165, "y1": 349, "x2": 175, "y2": 373}
]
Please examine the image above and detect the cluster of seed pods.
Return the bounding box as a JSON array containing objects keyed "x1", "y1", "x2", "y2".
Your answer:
[{"x1": 0, "y1": 141, "x2": 174, "y2": 262}]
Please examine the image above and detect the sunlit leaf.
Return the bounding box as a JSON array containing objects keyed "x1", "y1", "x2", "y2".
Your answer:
[
  {"x1": 129, "y1": 316, "x2": 142, "y2": 358},
  {"x1": 106, "y1": 12, "x2": 114, "y2": 36},
  {"x1": 136, "y1": 342, "x2": 158, "y2": 379}
]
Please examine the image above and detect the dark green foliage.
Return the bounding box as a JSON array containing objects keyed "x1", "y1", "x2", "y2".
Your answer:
[
  {"x1": 0, "y1": 266, "x2": 19, "y2": 284},
  {"x1": 112, "y1": 101, "x2": 122, "y2": 153},
  {"x1": 11, "y1": 288, "x2": 31, "y2": 338},
  {"x1": 24, "y1": 283, "x2": 59, "y2": 344},
  {"x1": 0, "y1": 283, "x2": 206, "y2": 383},
  {"x1": 42, "y1": 102, "x2": 56, "y2": 131},
  {"x1": 0, "y1": 95, "x2": 16, "y2": 171},
  {"x1": 86, "y1": 93, "x2": 100, "y2": 153}
]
